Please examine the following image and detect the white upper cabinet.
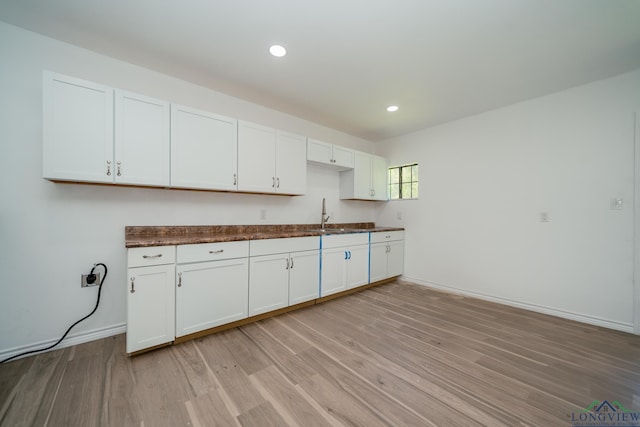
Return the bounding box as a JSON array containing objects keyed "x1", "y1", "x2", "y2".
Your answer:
[
  {"x1": 237, "y1": 121, "x2": 276, "y2": 193},
  {"x1": 43, "y1": 71, "x2": 114, "y2": 183},
  {"x1": 238, "y1": 121, "x2": 306, "y2": 195},
  {"x1": 275, "y1": 130, "x2": 307, "y2": 195},
  {"x1": 170, "y1": 105, "x2": 238, "y2": 191},
  {"x1": 115, "y1": 90, "x2": 170, "y2": 186},
  {"x1": 307, "y1": 138, "x2": 354, "y2": 170},
  {"x1": 371, "y1": 154, "x2": 388, "y2": 199},
  {"x1": 340, "y1": 151, "x2": 388, "y2": 201},
  {"x1": 43, "y1": 72, "x2": 309, "y2": 196},
  {"x1": 43, "y1": 72, "x2": 170, "y2": 187}
]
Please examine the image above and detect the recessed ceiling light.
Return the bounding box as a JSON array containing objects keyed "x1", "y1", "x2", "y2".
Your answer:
[
  {"x1": 269, "y1": 45, "x2": 287, "y2": 57},
  {"x1": 386, "y1": 105, "x2": 399, "y2": 112}
]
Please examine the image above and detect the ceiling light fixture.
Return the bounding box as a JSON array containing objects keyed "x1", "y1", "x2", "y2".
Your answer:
[
  {"x1": 386, "y1": 105, "x2": 399, "y2": 112},
  {"x1": 269, "y1": 45, "x2": 287, "y2": 57}
]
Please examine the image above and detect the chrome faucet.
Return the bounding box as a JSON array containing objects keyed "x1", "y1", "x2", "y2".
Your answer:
[{"x1": 321, "y1": 197, "x2": 330, "y2": 229}]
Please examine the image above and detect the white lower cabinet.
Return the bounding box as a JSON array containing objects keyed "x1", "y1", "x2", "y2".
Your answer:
[
  {"x1": 320, "y1": 233, "x2": 369, "y2": 297},
  {"x1": 249, "y1": 254, "x2": 289, "y2": 316},
  {"x1": 175, "y1": 241, "x2": 249, "y2": 337},
  {"x1": 126, "y1": 246, "x2": 176, "y2": 354},
  {"x1": 369, "y1": 231, "x2": 405, "y2": 282},
  {"x1": 126, "y1": 230, "x2": 402, "y2": 353},
  {"x1": 249, "y1": 237, "x2": 320, "y2": 316},
  {"x1": 288, "y1": 250, "x2": 321, "y2": 305}
]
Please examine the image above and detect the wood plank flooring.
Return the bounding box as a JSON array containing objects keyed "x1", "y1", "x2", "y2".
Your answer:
[{"x1": 1, "y1": 280, "x2": 639, "y2": 426}]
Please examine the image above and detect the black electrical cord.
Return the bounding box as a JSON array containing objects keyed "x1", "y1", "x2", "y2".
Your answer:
[{"x1": 0, "y1": 263, "x2": 107, "y2": 364}]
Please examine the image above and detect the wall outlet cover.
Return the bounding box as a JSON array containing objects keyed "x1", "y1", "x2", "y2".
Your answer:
[
  {"x1": 81, "y1": 273, "x2": 100, "y2": 287},
  {"x1": 610, "y1": 198, "x2": 623, "y2": 210}
]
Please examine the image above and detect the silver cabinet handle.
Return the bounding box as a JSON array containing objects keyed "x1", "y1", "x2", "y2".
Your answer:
[
  {"x1": 209, "y1": 249, "x2": 224, "y2": 254},
  {"x1": 116, "y1": 161, "x2": 121, "y2": 177},
  {"x1": 285, "y1": 258, "x2": 290, "y2": 269},
  {"x1": 276, "y1": 177, "x2": 280, "y2": 188},
  {"x1": 142, "y1": 254, "x2": 163, "y2": 259},
  {"x1": 233, "y1": 173, "x2": 237, "y2": 185},
  {"x1": 106, "y1": 160, "x2": 112, "y2": 176},
  {"x1": 130, "y1": 277, "x2": 135, "y2": 293},
  {"x1": 290, "y1": 257, "x2": 294, "y2": 269},
  {"x1": 177, "y1": 272, "x2": 182, "y2": 287},
  {"x1": 272, "y1": 177, "x2": 276, "y2": 188}
]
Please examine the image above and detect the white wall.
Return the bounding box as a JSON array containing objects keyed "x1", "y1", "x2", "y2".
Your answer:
[
  {"x1": 0, "y1": 22, "x2": 376, "y2": 358},
  {"x1": 375, "y1": 69, "x2": 640, "y2": 331}
]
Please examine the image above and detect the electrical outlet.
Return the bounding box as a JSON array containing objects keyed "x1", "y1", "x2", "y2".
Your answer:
[
  {"x1": 610, "y1": 198, "x2": 623, "y2": 210},
  {"x1": 81, "y1": 273, "x2": 100, "y2": 288}
]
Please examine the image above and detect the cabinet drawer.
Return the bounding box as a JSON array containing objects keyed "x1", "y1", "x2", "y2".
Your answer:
[
  {"x1": 128, "y1": 246, "x2": 176, "y2": 268},
  {"x1": 370, "y1": 231, "x2": 404, "y2": 244},
  {"x1": 177, "y1": 240, "x2": 249, "y2": 263},
  {"x1": 321, "y1": 233, "x2": 369, "y2": 249},
  {"x1": 250, "y1": 236, "x2": 319, "y2": 256}
]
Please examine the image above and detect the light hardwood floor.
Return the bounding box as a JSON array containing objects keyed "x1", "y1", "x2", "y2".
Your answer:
[{"x1": 1, "y1": 281, "x2": 639, "y2": 426}]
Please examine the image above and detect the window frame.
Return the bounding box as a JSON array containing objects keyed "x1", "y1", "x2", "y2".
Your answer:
[{"x1": 388, "y1": 163, "x2": 418, "y2": 200}]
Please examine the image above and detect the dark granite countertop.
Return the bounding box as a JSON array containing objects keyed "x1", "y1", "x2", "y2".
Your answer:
[{"x1": 125, "y1": 223, "x2": 404, "y2": 248}]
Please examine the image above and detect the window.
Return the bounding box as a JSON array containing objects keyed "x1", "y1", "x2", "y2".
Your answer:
[{"x1": 388, "y1": 163, "x2": 418, "y2": 200}]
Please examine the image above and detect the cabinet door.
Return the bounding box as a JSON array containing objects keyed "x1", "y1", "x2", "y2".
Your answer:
[
  {"x1": 332, "y1": 145, "x2": 355, "y2": 169},
  {"x1": 369, "y1": 242, "x2": 388, "y2": 283},
  {"x1": 371, "y1": 155, "x2": 389, "y2": 201},
  {"x1": 43, "y1": 71, "x2": 113, "y2": 183},
  {"x1": 170, "y1": 105, "x2": 237, "y2": 190},
  {"x1": 115, "y1": 90, "x2": 170, "y2": 186},
  {"x1": 249, "y1": 254, "x2": 290, "y2": 316},
  {"x1": 353, "y1": 151, "x2": 373, "y2": 199},
  {"x1": 307, "y1": 138, "x2": 332, "y2": 164},
  {"x1": 126, "y1": 264, "x2": 175, "y2": 353},
  {"x1": 176, "y1": 258, "x2": 248, "y2": 337},
  {"x1": 387, "y1": 240, "x2": 405, "y2": 278},
  {"x1": 321, "y1": 247, "x2": 348, "y2": 297},
  {"x1": 237, "y1": 121, "x2": 276, "y2": 193},
  {"x1": 346, "y1": 245, "x2": 370, "y2": 289},
  {"x1": 289, "y1": 250, "x2": 320, "y2": 305},
  {"x1": 275, "y1": 131, "x2": 307, "y2": 195}
]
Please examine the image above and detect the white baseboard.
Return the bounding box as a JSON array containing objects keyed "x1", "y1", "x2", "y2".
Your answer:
[
  {"x1": 402, "y1": 275, "x2": 635, "y2": 334},
  {"x1": 0, "y1": 323, "x2": 126, "y2": 362}
]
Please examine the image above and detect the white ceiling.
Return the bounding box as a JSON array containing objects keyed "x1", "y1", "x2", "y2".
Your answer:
[{"x1": 2, "y1": 0, "x2": 640, "y2": 141}]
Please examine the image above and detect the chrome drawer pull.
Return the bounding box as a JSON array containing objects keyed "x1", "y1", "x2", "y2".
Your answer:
[
  {"x1": 142, "y1": 254, "x2": 163, "y2": 259},
  {"x1": 130, "y1": 277, "x2": 135, "y2": 293},
  {"x1": 209, "y1": 249, "x2": 224, "y2": 254}
]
